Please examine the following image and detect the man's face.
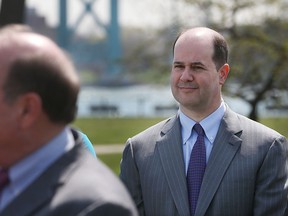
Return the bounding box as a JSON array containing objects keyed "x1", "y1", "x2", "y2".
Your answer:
[{"x1": 170, "y1": 32, "x2": 226, "y2": 116}]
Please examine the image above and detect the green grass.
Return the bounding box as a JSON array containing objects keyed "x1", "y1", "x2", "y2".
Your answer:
[
  {"x1": 259, "y1": 118, "x2": 288, "y2": 138},
  {"x1": 71, "y1": 117, "x2": 165, "y2": 145},
  {"x1": 72, "y1": 117, "x2": 288, "y2": 174},
  {"x1": 72, "y1": 117, "x2": 288, "y2": 145},
  {"x1": 97, "y1": 153, "x2": 122, "y2": 175}
]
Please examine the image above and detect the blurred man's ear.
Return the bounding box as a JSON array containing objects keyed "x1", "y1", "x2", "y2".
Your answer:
[{"x1": 16, "y1": 93, "x2": 42, "y2": 128}]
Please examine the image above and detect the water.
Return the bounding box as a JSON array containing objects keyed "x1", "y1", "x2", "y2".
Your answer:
[
  {"x1": 77, "y1": 85, "x2": 178, "y2": 117},
  {"x1": 77, "y1": 85, "x2": 287, "y2": 118}
]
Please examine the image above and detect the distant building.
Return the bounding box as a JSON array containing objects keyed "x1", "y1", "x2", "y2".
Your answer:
[
  {"x1": 25, "y1": 7, "x2": 56, "y2": 41},
  {"x1": 24, "y1": 6, "x2": 118, "y2": 83}
]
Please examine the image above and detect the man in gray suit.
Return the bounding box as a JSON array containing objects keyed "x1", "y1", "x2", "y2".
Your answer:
[
  {"x1": 120, "y1": 27, "x2": 288, "y2": 216},
  {"x1": 0, "y1": 25, "x2": 138, "y2": 216}
]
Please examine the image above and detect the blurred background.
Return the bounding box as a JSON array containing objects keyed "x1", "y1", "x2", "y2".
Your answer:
[
  {"x1": 1, "y1": 0, "x2": 287, "y2": 173},
  {"x1": 1, "y1": 0, "x2": 287, "y2": 121}
]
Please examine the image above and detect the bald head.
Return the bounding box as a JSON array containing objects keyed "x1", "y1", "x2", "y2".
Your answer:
[
  {"x1": 0, "y1": 29, "x2": 78, "y2": 80},
  {"x1": 173, "y1": 27, "x2": 228, "y2": 70},
  {"x1": 0, "y1": 25, "x2": 80, "y2": 124}
]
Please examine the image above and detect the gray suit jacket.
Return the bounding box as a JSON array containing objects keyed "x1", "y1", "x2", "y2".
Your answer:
[
  {"x1": 1, "y1": 129, "x2": 138, "y2": 216},
  {"x1": 120, "y1": 107, "x2": 288, "y2": 216}
]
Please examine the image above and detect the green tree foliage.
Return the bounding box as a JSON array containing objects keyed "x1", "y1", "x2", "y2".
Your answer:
[
  {"x1": 121, "y1": 27, "x2": 174, "y2": 85},
  {"x1": 227, "y1": 19, "x2": 288, "y2": 120},
  {"x1": 183, "y1": 0, "x2": 288, "y2": 120},
  {"x1": 121, "y1": 0, "x2": 288, "y2": 121}
]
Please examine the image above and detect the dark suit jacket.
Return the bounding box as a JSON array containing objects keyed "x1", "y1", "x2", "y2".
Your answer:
[
  {"x1": 120, "y1": 106, "x2": 288, "y2": 216},
  {"x1": 1, "y1": 129, "x2": 138, "y2": 216}
]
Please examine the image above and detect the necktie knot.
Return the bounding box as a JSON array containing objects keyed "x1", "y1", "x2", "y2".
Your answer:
[{"x1": 194, "y1": 123, "x2": 204, "y2": 136}]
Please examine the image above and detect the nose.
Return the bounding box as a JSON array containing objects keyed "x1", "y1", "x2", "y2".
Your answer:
[{"x1": 180, "y1": 68, "x2": 193, "y2": 81}]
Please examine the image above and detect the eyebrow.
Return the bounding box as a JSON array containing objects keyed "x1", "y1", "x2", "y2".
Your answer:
[
  {"x1": 191, "y1": 62, "x2": 205, "y2": 67},
  {"x1": 173, "y1": 61, "x2": 206, "y2": 67}
]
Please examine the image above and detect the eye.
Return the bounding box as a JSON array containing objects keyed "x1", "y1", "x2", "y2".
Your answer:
[
  {"x1": 191, "y1": 65, "x2": 205, "y2": 71},
  {"x1": 173, "y1": 64, "x2": 184, "y2": 69}
]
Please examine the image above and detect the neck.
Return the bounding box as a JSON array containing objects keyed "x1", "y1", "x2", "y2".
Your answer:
[
  {"x1": 180, "y1": 101, "x2": 222, "y2": 122},
  {"x1": 0, "y1": 124, "x2": 65, "y2": 168}
]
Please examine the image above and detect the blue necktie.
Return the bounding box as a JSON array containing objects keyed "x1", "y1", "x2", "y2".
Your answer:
[{"x1": 187, "y1": 123, "x2": 206, "y2": 216}]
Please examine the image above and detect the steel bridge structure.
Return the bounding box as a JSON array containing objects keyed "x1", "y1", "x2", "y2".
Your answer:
[{"x1": 58, "y1": 0, "x2": 122, "y2": 78}]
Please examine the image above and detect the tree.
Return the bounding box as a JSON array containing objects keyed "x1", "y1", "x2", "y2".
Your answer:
[
  {"x1": 183, "y1": 0, "x2": 288, "y2": 121},
  {"x1": 120, "y1": 0, "x2": 288, "y2": 121},
  {"x1": 121, "y1": 27, "x2": 174, "y2": 85},
  {"x1": 227, "y1": 20, "x2": 288, "y2": 121}
]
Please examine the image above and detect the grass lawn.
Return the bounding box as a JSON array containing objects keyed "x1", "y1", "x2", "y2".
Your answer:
[
  {"x1": 72, "y1": 117, "x2": 288, "y2": 145},
  {"x1": 72, "y1": 117, "x2": 288, "y2": 174},
  {"x1": 71, "y1": 117, "x2": 165, "y2": 145},
  {"x1": 259, "y1": 118, "x2": 288, "y2": 138},
  {"x1": 97, "y1": 153, "x2": 122, "y2": 175}
]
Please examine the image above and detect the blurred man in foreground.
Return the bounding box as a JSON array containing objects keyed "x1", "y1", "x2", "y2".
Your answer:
[{"x1": 0, "y1": 24, "x2": 137, "y2": 216}]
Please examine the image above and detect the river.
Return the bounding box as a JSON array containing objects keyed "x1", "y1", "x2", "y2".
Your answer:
[{"x1": 77, "y1": 85, "x2": 287, "y2": 118}]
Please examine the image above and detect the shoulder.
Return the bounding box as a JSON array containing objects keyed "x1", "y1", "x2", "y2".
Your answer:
[
  {"x1": 52, "y1": 146, "x2": 137, "y2": 215},
  {"x1": 224, "y1": 107, "x2": 286, "y2": 145},
  {"x1": 236, "y1": 112, "x2": 281, "y2": 137},
  {"x1": 131, "y1": 115, "x2": 178, "y2": 141},
  {"x1": 122, "y1": 116, "x2": 180, "y2": 158}
]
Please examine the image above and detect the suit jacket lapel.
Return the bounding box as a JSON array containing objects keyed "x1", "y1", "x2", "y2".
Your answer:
[
  {"x1": 156, "y1": 116, "x2": 190, "y2": 216},
  {"x1": 196, "y1": 107, "x2": 243, "y2": 215},
  {"x1": 1, "y1": 134, "x2": 83, "y2": 216},
  {"x1": 0, "y1": 170, "x2": 62, "y2": 216}
]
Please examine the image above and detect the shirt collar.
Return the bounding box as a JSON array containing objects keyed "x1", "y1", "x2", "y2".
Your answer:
[
  {"x1": 179, "y1": 101, "x2": 226, "y2": 144},
  {"x1": 8, "y1": 127, "x2": 74, "y2": 196}
]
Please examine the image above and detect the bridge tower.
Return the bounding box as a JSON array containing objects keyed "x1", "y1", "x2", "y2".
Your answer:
[{"x1": 58, "y1": 0, "x2": 122, "y2": 80}]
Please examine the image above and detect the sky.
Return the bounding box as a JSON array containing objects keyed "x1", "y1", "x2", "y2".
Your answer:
[
  {"x1": 9, "y1": 0, "x2": 281, "y2": 36},
  {"x1": 26, "y1": 0, "x2": 190, "y2": 34}
]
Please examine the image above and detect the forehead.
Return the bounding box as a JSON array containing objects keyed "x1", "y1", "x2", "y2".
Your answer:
[{"x1": 174, "y1": 31, "x2": 214, "y2": 62}]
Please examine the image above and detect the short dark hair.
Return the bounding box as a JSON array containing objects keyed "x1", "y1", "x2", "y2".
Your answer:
[
  {"x1": 212, "y1": 35, "x2": 228, "y2": 70},
  {"x1": 3, "y1": 54, "x2": 79, "y2": 124}
]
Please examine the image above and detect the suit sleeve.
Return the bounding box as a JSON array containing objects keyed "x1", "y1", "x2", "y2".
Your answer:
[
  {"x1": 120, "y1": 138, "x2": 145, "y2": 216},
  {"x1": 254, "y1": 135, "x2": 288, "y2": 216}
]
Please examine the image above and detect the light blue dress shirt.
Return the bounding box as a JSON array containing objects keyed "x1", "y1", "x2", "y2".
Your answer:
[
  {"x1": 0, "y1": 128, "x2": 74, "y2": 211},
  {"x1": 180, "y1": 102, "x2": 226, "y2": 174}
]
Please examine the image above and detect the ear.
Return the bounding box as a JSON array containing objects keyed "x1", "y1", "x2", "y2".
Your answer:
[
  {"x1": 15, "y1": 93, "x2": 42, "y2": 129},
  {"x1": 218, "y1": 63, "x2": 229, "y2": 85}
]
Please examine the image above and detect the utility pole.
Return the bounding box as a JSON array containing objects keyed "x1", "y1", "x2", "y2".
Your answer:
[{"x1": 0, "y1": 0, "x2": 26, "y2": 26}]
